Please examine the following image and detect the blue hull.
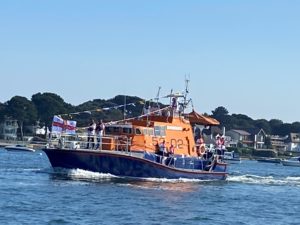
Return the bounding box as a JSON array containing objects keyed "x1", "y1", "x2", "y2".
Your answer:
[{"x1": 43, "y1": 148, "x2": 228, "y2": 180}]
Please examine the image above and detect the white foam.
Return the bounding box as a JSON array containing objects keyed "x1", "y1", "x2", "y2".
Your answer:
[
  {"x1": 52, "y1": 168, "x2": 116, "y2": 180},
  {"x1": 228, "y1": 174, "x2": 300, "y2": 186},
  {"x1": 142, "y1": 177, "x2": 212, "y2": 183}
]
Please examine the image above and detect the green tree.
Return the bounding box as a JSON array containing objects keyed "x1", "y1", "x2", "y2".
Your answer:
[
  {"x1": 232, "y1": 114, "x2": 254, "y2": 129},
  {"x1": 211, "y1": 106, "x2": 229, "y2": 127},
  {"x1": 278, "y1": 123, "x2": 292, "y2": 136},
  {"x1": 0, "y1": 103, "x2": 6, "y2": 122},
  {"x1": 291, "y1": 122, "x2": 300, "y2": 133},
  {"x1": 211, "y1": 106, "x2": 229, "y2": 119},
  {"x1": 269, "y1": 119, "x2": 283, "y2": 135},
  {"x1": 5, "y1": 96, "x2": 37, "y2": 140},
  {"x1": 254, "y1": 119, "x2": 272, "y2": 134},
  {"x1": 31, "y1": 93, "x2": 74, "y2": 129}
]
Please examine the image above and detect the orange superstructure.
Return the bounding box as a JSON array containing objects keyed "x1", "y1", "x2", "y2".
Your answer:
[{"x1": 103, "y1": 110, "x2": 218, "y2": 157}]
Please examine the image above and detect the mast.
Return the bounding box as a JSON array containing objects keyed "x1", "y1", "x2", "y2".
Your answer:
[
  {"x1": 123, "y1": 95, "x2": 126, "y2": 120},
  {"x1": 155, "y1": 86, "x2": 161, "y2": 110},
  {"x1": 183, "y1": 75, "x2": 190, "y2": 114}
]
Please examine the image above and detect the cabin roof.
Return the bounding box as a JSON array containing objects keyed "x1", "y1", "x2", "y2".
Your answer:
[{"x1": 185, "y1": 110, "x2": 220, "y2": 126}]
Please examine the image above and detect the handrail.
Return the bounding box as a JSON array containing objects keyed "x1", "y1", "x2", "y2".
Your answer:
[{"x1": 47, "y1": 133, "x2": 131, "y2": 152}]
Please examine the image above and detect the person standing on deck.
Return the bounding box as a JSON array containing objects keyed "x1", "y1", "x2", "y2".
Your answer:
[
  {"x1": 86, "y1": 119, "x2": 96, "y2": 149},
  {"x1": 169, "y1": 144, "x2": 175, "y2": 155},
  {"x1": 218, "y1": 136, "x2": 226, "y2": 156},
  {"x1": 215, "y1": 135, "x2": 221, "y2": 149},
  {"x1": 95, "y1": 120, "x2": 105, "y2": 150},
  {"x1": 159, "y1": 140, "x2": 168, "y2": 156},
  {"x1": 171, "y1": 97, "x2": 177, "y2": 116},
  {"x1": 215, "y1": 134, "x2": 222, "y2": 156},
  {"x1": 159, "y1": 140, "x2": 169, "y2": 164}
]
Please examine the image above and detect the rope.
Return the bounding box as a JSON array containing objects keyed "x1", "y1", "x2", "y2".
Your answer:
[
  {"x1": 73, "y1": 105, "x2": 172, "y2": 131},
  {"x1": 106, "y1": 105, "x2": 172, "y2": 125},
  {"x1": 58, "y1": 102, "x2": 136, "y2": 117}
]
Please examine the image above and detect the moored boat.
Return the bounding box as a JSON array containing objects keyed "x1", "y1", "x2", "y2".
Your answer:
[
  {"x1": 256, "y1": 157, "x2": 282, "y2": 164},
  {"x1": 43, "y1": 85, "x2": 228, "y2": 180},
  {"x1": 222, "y1": 151, "x2": 241, "y2": 164},
  {"x1": 281, "y1": 157, "x2": 300, "y2": 167},
  {"x1": 5, "y1": 144, "x2": 35, "y2": 152}
]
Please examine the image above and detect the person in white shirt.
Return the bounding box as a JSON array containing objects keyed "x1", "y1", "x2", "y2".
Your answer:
[
  {"x1": 95, "y1": 120, "x2": 105, "y2": 150},
  {"x1": 86, "y1": 119, "x2": 96, "y2": 149}
]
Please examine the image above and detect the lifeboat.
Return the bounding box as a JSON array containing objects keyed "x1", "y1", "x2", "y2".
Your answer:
[{"x1": 43, "y1": 89, "x2": 228, "y2": 180}]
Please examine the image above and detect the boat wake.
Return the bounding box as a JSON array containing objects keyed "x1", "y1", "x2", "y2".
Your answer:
[
  {"x1": 45, "y1": 168, "x2": 224, "y2": 185},
  {"x1": 141, "y1": 177, "x2": 218, "y2": 183},
  {"x1": 47, "y1": 168, "x2": 117, "y2": 182},
  {"x1": 227, "y1": 174, "x2": 300, "y2": 186}
]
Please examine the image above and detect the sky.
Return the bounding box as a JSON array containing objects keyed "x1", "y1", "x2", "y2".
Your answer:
[{"x1": 0, "y1": 0, "x2": 300, "y2": 123}]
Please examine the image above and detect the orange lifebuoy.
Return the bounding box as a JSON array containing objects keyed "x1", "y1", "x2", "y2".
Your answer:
[
  {"x1": 196, "y1": 144, "x2": 206, "y2": 156},
  {"x1": 200, "y1": 144, "x2": 206, "y2": 155}
]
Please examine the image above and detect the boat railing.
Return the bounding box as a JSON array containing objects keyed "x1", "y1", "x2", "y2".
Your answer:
[
  {"x1": 141, "y1": 150, "x2": 223, "y2": 172},
  {"x1": 47, "y1": 133, "x2": 131, "y2": 152}
]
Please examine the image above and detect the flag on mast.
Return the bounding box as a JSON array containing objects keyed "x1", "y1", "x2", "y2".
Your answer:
[{"x1": 51, "y1": 115, "x2": 77, "y2": 134}]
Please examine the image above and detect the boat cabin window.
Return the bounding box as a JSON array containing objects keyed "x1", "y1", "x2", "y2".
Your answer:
[
  {"x1": 149, "y1": 128, "x2": 154, "y2": 136},
  {"x1": 143, "y1": 128, "x2": 154, "y2": 136},
  {"x1": 154, "y1": 126, "x2": 166, "y2": 137},
  {"x1": 135, "y1": 128, "x2": 142, "y2": 135},
  {"x1": 122, "y1": 127, "x2": 132, "y2": 134},
  {"x1": 105, "y1": 126, "x2": 120, "y2": 135}
]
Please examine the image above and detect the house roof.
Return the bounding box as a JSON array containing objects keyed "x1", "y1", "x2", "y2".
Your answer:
[
  {"x1": 245, "y1": 128, "x2": 266, "y2": 136},
  {"x1": 230, "y1": 129, "x2": 251, "y2": 135}
]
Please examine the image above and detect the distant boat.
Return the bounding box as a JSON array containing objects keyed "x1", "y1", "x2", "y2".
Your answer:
[
  {"x1": 281, "y1": 157, "x2": 300, "y2": 167},
  {"x1": 257, "y1": 158, "x2": 282, "y2": 164},
  {"x1": 222, "y1": 151, "x2": 241, "y2": 164},
  {"x1": 5, "y1": 144, "x2": 35, "y2": 152}
]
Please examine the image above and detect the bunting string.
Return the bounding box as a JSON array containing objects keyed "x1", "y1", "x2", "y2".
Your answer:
[
  {"x1": 58, "y1": 102, "x2": 136, "y2": 117},
  {"x1": 104, "y1": 105, "x2": 172, "y2": 125}
]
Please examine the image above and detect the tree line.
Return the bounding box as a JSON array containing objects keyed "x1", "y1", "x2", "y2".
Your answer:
[
  {"x1": 210, "y1": 106, "x2": 300, "y2": 136},
  {"x1": 0, "y1": 93, "x2": 299, "y2": 139}
]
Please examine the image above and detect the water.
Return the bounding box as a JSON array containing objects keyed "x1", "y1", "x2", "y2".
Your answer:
[{"x1": 0, "y1": 148, "x2": 299, "y2": 225}]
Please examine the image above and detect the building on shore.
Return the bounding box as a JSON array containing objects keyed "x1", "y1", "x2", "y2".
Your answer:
[{"x1": 0, "y1": 118, "x2": 18, "y2": 140}]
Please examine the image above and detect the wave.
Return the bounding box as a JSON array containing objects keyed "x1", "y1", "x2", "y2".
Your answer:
[
  {"x1": 227, "y1": 174, "x2": 300, "y2": 186},
  {"x1": 46, "y1": 168, "x2": 221, "y2": 185},
  {"x1": 48, "y1": 168, "x2": 117, "y2": 181},
  {"x1": 45, "y1": 168, "x2": 300, "y2": 187},
  {"x1": 140, "y1": 177, "x2": 216, "y2": 183},
  {"x1": 0, "y1": 167, "x2": 43, "y2": 173}
]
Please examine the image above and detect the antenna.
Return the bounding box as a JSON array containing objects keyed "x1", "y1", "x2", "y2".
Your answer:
[
  {"x1": 123, "y1": 95, "x2": 126, "y2": 120},
  {"x1": 155, "y1": 86, "x2": 161, "y2": 109},
  {"x1": 169, "y1": 88, "x2": 173, "y2": 106},
  {"x1": 183, "y1": 75, "x2": 190, "y2": 113}
]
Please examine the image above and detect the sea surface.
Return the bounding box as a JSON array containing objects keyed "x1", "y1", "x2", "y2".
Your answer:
[{"x1": 0, "y1": 148, "x2": 299, "y2": 225}]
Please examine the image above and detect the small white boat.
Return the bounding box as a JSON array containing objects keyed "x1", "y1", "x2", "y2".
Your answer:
[
  {"x1": 281, "y1": 157, "x2": 300, "y2": 167},
  {"x1": 4, "y1": 144, "x2": 35, "y2": 152},
  {"x1": 222, "y1": 151, "x2": 241, "y2": 164}
]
